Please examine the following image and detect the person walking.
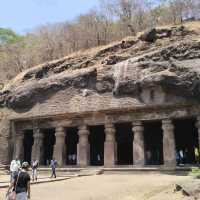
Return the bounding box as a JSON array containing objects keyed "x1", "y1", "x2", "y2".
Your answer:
[
  {"x1": 194, "y1": 147, "x2": 200, "y2": 165},
  {"x1": 50, "y1": 158, "x2": 57, "y2": 178},
  {"x1": 10, "y1": 158, "x2": 19, "y2": 183},
  {"x1": 179, "y1": 150, "x2": 184, "y2": 165},
  {"x1": 31, "y1": 159, "x2": 39, "y2": 181},
  {"x1": 6, "y1": 162, "x2": 31, "y2": 200}
]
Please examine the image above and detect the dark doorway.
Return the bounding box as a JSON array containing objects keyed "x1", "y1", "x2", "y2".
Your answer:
[
  {"x1": 89, "y1": 125, "x2": 105, "y2": 166},
  {"x1": 174, "y1": 118, "x2": 198, "y2": 165},
  {"x1": 23, "y1": 130, "x2": 34, "y2": 164},
  {"x1": 144, "y1": 121, "x2": 163, "y2": 165},
  {"x1": 66, "y1": 127, "x2": 79, "y2": 165},
  {"x1": 43, "y1": 128, "x2": 55, "y2": 166},
  {"x1": 115, "y1": 123, "x2": 133, "y2": 165}
]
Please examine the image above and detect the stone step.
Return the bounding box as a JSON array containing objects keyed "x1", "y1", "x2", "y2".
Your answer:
[{"x1": 79, "y1": 169, "x2": 104, "y2": 176}]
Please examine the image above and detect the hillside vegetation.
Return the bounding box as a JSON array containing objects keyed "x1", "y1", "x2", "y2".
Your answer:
[{"x1": 0, "y1": 0, "x2": 200, "y2": 87}]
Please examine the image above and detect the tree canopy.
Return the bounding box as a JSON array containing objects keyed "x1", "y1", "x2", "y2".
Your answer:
[
  {"x1": 0, "y1": 28, "x2": 23, "y2": 44},
  {"x1": 0, "y1": 0, "x2": 200, "y2": 85}
]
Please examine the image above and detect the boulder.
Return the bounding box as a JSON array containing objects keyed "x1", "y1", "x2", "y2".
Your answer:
[
  {"x1": 176, "y1": 180, "x2": 200, "y2": 199},
  {"x1": 139, "y1": 28, "x2": 157, "y2": 42}
]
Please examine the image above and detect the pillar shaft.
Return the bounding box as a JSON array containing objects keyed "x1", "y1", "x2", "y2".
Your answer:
[
  {"x1": 133, "y1": 121, "x2": 145, "y2": 166},
  {"x1": 104, "y1": 123, "x2": 116, "y2": 167},
  {"x1": 32, "y1": 128, "x2": 43, "y2": 163},
  {"x1": 77, "y1": 125, "x2": 89, "y2": 167},
  {"x1": 162, "y1": 119, "x2": 176, "y2": 168},
  {"x1": 15, "y1": 133, "x2": 24, "y2": 160},
  {"x1": 53, "y1": 127, "x2": 66, "y2": 166}
]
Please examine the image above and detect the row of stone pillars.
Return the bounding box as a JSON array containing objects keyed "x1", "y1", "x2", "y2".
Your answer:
[
  {"x1": 104, "y1": 119, "x2": 176, "y2": 168},
  {"x1": 14, "y1": 118, "x2": 188, "y2": 168}
]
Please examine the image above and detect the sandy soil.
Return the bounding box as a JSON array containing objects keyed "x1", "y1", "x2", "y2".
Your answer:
[{"x1": 0, "y1": 173, "x2": 194, "y2": 200}]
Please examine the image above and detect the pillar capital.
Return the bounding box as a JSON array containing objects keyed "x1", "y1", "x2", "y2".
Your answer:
[
  {"x1": 132, "y1": 121, "x2": 143, "y2": 126},
  {"x1": 55, "y1": 126, "x2": 65, "y2": 138},
  {"x1": 132, "y1": 121, "x2": 144, "y2": 132},
  {"x1": 56, "y1": 126, "x2": 65, "y2": 132},
  {"x1": 162, "y1": 119, "x2": 173, "y2": 125},
  {"x1": 105, "y1": 122, "x2": 115, "y2": 129},
  {"x1": 162, "y1": 119, "x2": 174, "y2": 131},
  {"x1": 33, "y1": 128, "x2": 43, "y2": 140},
  {"x1": 105, "y1": 122, "x2": 115, "y2": 136},
  {"x1": 78, "y1": 125, "x2": 89, "y2": 136}
]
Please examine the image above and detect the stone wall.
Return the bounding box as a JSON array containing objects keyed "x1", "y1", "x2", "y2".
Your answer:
[{"x1": 0, "y1": 108, "x2": 11, "y2": 164}]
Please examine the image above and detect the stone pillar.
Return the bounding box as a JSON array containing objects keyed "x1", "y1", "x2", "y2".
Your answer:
[
  {"x1": 77, "y1": 125, "x2": 89, "y2": 167},
  {"x1": 32, "y1": 128, "x2": 44, "y2": 164},
  {"x1": 104, "y1": 122, "x2": 116, "y2": 167},
  {"x1": 15, "y1": 132, "x2": 24, "y2": 160},
  {"x1": 0, "y1": 113, "x2": 11, "y2": 165},
  {"x1": 195, "y1": 117, "x2": 200, "y2": 150},
  {"x1": 132, "y1": 121, "x2": 145, "y2": 166},
  {"x1": 53, "y1": 126, "x2": 66, "y2": 166},
  {"x1": 162, "y1": 119, "x2": 176, "y2": 168}
]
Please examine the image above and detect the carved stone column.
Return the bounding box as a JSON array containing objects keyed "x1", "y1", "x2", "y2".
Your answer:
[
  {"x1": 53, "y1": 126, "x2": 66, "y2": 166},
  {"x1": 15, "y1": 132, "x2": 24, "y2": 160},
  {"x1": 77, "y1": 125, "x2": 89, "y2": 167},
  {"x1": 133, "y1": 121, "x2": 145, "y2": 166},
  {"x1": 195, "y1": 117, "x2": 200, "y2": 150},
  {"x1": 32, "y1": 128, "x2": 44, "y2": 164},
  {"x1": 104, "y1": 122, "x2": 116, "y2": 167},
  {"x1": 162, "y1": 119, "x2": 176, "y2": 168}
]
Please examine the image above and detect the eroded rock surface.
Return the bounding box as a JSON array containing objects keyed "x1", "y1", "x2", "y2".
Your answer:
[{"x1": 0, "y1": 25, "x2": 200, "y2": 111}]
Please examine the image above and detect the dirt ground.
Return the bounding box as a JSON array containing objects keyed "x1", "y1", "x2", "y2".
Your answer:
[{"x1": 0, "y1": 173, "x2": 194, "y2": 200}]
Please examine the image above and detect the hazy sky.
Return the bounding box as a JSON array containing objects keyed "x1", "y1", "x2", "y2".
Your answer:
[{"x1": 0, "y1": 0, "x2": 99, "y2": 34}]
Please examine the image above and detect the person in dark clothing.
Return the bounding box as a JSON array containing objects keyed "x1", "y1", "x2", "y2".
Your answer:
[
  {"x1": 50, "y1": 158, "x2": 57, "y2": 178},
  {"x1": 7, "y1": 162, "x2": 31, "y2": 200}
]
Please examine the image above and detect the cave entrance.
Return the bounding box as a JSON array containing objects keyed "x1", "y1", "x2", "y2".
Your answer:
[
  {"x1": 43, "y1": 128, "x2": 56, "y2": 166},
  {"x1": 174, "y1": 118, "x2": 199, "y2": 165},
  {"x1": 65, "y1": 127, "x2": 79, "y2": 165},
  {"x1": 144, "y1": 121, "x2": 163, "y2": 165},
  {"x1": 89, "y1": 125, "x2": 105, "y2": 166},
  {"x1": 115, "y1": 123, "x2": 133, "y2": 165},
  {"x1": 23, "y1": 130, "x2": 34, "y2": 164}
]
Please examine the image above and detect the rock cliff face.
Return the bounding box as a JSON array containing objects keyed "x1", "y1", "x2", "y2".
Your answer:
[{"x1": 0, "y1": 25, "x2": 200, "y2": 111}]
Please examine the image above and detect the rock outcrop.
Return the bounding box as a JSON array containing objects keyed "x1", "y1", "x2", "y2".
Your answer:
[
  {"x1": 176, "y1": 180, "x2": 200, "y2": 199},
  {"x1": 0, "y1": 25, "x2": 200, "y2": 111}
]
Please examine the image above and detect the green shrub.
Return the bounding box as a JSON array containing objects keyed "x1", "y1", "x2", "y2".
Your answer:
[{"x1": 189, "y1": 167, "x2": 200, "y2": 179}]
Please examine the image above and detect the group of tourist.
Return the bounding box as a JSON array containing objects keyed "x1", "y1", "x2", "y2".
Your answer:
[
  {"x1": 176, "y1": 147, "x2": 200, "y2": 165},
  {"x1": 6, "y1": 158, "x2": 58, "y2": 200},
  {"x1": 7, "y1": 160, "x2": 30, "y2": 200},
  {"x1": 67, "y1": 154, "x2": 77, "y2": 165}
]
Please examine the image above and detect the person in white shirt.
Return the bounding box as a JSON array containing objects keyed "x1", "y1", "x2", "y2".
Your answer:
[
  {"x1": 10, "y1": 159, "x2": 19, "y2": 182},
  {"x1": 16, "y1": 158, "x2": 21, "y2": 168},
  {"x1": 72, "y1": 154, "x2": 76, "y2": 165}
]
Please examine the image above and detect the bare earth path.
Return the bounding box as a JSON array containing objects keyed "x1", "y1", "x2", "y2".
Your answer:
[{"x1": 0, "y1": 174, "x2": 194, "y2": 200}]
